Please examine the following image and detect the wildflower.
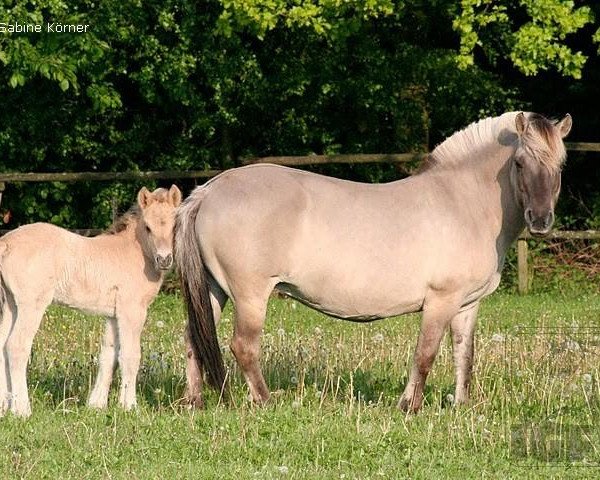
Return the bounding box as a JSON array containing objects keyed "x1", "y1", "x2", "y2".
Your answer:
[
  {"x1": 156, "y1": 320, "x2": 164, "y2": 328},
  {"x1": 291, "y1": 400, "x2": 300, "y2": 409},
  {"x1": 291, "y1": 302, "x2": 297, "y2": 310},
  {"x1": 446, "y1": 393, "x2": 455, "y2": 404},
  {"x1": 372, "y1": 333, "x2": 384, "y2": 344},
  {"x1": 491, "y1": 333, "x2": 505, "y2": 343},
  {"x1": 314, "y1": 327, "x2": 323, "y2": 336},
  {"x1": 290, "y1": 376, "x2": 298, "y2": 385},
  {"x1": 583, "y1": 373, "x2": 592, "y2": 384},
  {"x1": 277, "y1": 466, "x2": 289, "y2": 475},
  {"x1": 277, "y1": 328, "x2": 285, "y2": 337}
]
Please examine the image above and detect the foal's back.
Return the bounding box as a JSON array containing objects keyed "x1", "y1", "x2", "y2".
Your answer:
[{"x1": 0, "y1": 222, "x2": 151, "y2": 317}]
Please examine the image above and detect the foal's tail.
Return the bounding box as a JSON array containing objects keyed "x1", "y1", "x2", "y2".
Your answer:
[{"x1": 174, "y1": 189, "x2": 227, "y2": 393}]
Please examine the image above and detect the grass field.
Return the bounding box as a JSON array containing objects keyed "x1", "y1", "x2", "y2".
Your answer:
[{"x1": 1, "y1": 288, "x2": 600, "y2": 479}]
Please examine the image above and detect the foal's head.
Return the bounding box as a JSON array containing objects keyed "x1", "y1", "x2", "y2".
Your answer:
[
  {"x1": 137, "y1": 185, "x2": 182, "y2": 270},
  {"x1": 512, "y1": 112, "x2": 572, "y2": 236}
]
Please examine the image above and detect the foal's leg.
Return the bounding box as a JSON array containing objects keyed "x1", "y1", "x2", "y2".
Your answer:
[
  {"x1": 398, "y1": 294, "x2": 462, "y2": 413},
  {"x1": 230, "y1": 298, "x2": 270, "y2": 404},
  {"x1": 185, "y1": 280, "x2": 227, "y2": 408},
  {"x1": 88, "y1": 317, "x2": 118, "y2": 408},
  {"x1": 449, "y1": 302, "x2": 480, "y2": 405},
  {"x1": 0, "y1": 291, "x2": 16, "y2": 414},
  {"x1": 115, "y1": 307, "x2": 146, "y2": 410},
  {"x1": 6, "y1": 300, "x2": 50, "y2": 417}
]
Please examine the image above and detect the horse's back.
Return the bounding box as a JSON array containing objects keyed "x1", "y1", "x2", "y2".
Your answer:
[{"x1": 192, "y1": 165, "x2": 468, "y2": 317}]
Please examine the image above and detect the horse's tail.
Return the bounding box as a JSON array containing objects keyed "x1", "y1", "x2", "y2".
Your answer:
[
  {"x1": 174, "y1": 189, "x2": 227, "y2": 393},
  {"x1": 0, "y1": 241, "x2": 8, "y2": 314}
]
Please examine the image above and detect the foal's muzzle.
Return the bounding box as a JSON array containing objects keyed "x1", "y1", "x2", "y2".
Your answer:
[
  {"x1": 525, "y1": 208, "x2": 554, "y2": 237},
  {"x1": 156, "y1": 253, "x2": 173, "y2": 270}
]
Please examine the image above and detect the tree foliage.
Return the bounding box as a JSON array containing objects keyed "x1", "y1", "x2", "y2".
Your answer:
[{"x1": 0, "y1": 1, "x2": 598, "y2": 229}]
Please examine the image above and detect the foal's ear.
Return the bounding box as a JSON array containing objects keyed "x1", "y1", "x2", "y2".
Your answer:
[
  {"x1": 515, "y1": 112, "x2": 527, "y2": 136},
  {"x1": 169, "y1": 184, "x2": 182, "y2": 207},
  {"x1": 137, "y1": 187, "x2": 154, "y2": 209},
  {"x1": 557, "y1": 113, "x2": 572, "y2": 138}
]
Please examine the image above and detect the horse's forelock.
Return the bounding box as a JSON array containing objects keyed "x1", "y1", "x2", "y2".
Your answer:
[{"x1": 523, "y1": 114, "x2": 566, "y2": 173}]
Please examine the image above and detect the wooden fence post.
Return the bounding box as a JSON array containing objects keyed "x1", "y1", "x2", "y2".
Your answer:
[{"x1": 517, "y1": 238, "x2": 529, "y2": 294}]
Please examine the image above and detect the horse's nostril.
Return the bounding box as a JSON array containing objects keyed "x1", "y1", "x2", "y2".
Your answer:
[
  {"x1": 545, "y1": 211, "x2": 555, "y2": 228},
  {"x1": 165, "y1": 253, "x2": 173, "y2": 264},
  {"x1": 524, "y1": 208, "x2": 534, "y2": 224}
]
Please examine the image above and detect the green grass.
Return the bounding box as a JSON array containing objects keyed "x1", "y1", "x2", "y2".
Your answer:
[{"x1": 1, "y1": 290, "x2": 600, "y2": 479}]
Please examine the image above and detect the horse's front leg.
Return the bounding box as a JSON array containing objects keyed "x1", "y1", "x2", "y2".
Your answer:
[
  {"x1": 88, "y1": 317, "x2": 118, "y2": 408},
  {"x1": 449, "y1": 302, "x2": 480, "y2": 405},
  {"x1": 398, "y1": 294, "x2": 462, "y2": 413},
  {"x1": 115, "y1": 308, "x2": 146, "y2": 410}
]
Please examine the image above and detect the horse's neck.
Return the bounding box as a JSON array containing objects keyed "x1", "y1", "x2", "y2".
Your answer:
[
  {"x1": 425, "y1": 143, "x2": 525, "y2": 253},
  {"x1": 100, "y1": 221, "x2": 164, "y2": 284}
]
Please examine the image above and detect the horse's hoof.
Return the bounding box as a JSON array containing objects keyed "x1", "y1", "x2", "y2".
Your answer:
[
  {"x1": 185, "y1": 395, "x2": 204, "y2": 410},
  {"x1": 397, "y1": 396, "x2": 421, "y2": 413}
]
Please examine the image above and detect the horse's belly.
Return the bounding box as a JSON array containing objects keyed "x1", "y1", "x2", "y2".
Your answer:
[
  {"x1": 54, "y1": 282, "x2": 118, "y2": 317},
  {"x1": 276, "y1": 278, "x2": 424, "y2": 321}
]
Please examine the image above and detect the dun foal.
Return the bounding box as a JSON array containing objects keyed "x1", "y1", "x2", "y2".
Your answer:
[{"x1": 0, "y1": 185, "x2": 181, "y2": 417}]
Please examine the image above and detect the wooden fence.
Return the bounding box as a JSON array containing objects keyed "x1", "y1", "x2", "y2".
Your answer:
[{"x1": 0, "y1": 143, "x2": 597, "y2": 294}]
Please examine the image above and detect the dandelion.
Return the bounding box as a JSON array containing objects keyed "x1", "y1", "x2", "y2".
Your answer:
[
  {"x1": 565, "y1": 339, "x2": 581, "y2": 352},
  {"x1": 314, "y1": 327, "x2": 323, "y2": 336},
  {"x1": 291, "y1": 302, "x2": 297, "y2": 310},
  {"x1": 290, "y1": 375, "x2": 298, "y2": 385},
  {"x1": 583, "y1": 373, "x2": 593, "y2": 384},
  {"x1": 156, "y1": 320, "x2": 165, "y2": 328},
  {"x1": 277, "y1": 328, "x2": 285, "y2": 337},
  {"x1": 372, "y1": 333, "x2": 384, "y2": 344},
  {"x1": 291, "y1": 400, "x2": 300, "y2": 409},
  {"x1": 446, "y1": 393, "x2": 455, "y2": 404},
  {"x1": 491, "y1": 333, "x2": 505, "y2": 343},
  {"x1": 277, "y1": 466, "x2": 289, "y2": 475},
  {"x1": 222, "y1": 317, "x2": 230, "y2": 323}
]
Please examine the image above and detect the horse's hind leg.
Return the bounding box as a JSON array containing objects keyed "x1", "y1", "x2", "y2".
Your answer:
[
  {"x1": 230, "y1": 297, "x2": 271, "y2": 404},
  {"x1": 0, "y1": 290, "x2": 16, "y2": 414},
  {"x1": 450, "y1": 302, "x2": 480, "y2": 405},
  {"x1": 88, "y1": 318, "x2": 118, "y2": 408},
  {"x1": 398, "y1": 294, "x2": 462, "y2": 413},
  {"x1": 185, "y1": 280, "x2": 228, "y2": 408},
  {"x1": 6, "y1": 299, "x2": 50, "y2": 417}
]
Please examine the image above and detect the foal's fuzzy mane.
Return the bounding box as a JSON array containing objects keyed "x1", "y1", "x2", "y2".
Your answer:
[
  {"x1": 106, "y1": 205, "x2": 141, "y2": 234},
  {"x1": 105, "y1": 187, "x2": 172, "y2": 234},
  {"x1": 423, "y1": 112, "x2": 566, "y2": 173}
]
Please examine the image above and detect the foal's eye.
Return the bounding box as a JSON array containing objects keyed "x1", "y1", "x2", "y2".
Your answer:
[{"x1": 145, "y1": 225, "x2": 152, "y2": 234}]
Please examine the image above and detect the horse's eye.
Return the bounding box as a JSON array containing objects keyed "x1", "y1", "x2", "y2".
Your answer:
[
  {"x1": 145, "y1": 225, "x2": 152, "y2": 234},
  {"x1": 515, "y1": 159, "x2": 524, "y2": 169}
]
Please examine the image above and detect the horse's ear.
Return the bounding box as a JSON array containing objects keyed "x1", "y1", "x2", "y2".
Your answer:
[
  {"x1": 557, "y1": 113, "x2": 572, "y2": 138},
  {"x1": 169, "y1": 185, "x2": 182, "y2": 207},
  {"x1": 137, "y1": 187, "x2": 153, "y2": 209},
  {"x1": 515, "y1": 112, "x2": 527, "y2": 136}
]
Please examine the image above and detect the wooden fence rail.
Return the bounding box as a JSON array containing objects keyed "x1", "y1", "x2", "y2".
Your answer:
[{"x1": 0, "y1": 142, "x2": 598, "y2": 293}]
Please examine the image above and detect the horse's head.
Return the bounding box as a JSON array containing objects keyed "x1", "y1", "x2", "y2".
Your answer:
[
  {"x1": 137, "y1": 184, "x2": 182, "y2": 271},
  {"x1": 512, "y1": 112, "x2": 572, "y2": 237}
]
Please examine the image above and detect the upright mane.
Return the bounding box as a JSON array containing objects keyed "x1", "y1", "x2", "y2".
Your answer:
[
  {"x1": 422, "y1": 112, "x2": 566, "y2": 173},
  {"x1": 106, "y1": 205, "x2": 141, "y2": 234}
]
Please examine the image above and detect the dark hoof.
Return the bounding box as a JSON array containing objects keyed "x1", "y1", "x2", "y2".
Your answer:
[
  {"x1": 398, "y1": 396, "x2": 421, "y2": 413},
  {"x1": 185, "y1": 395, "x2": 205, "y2": 410}
]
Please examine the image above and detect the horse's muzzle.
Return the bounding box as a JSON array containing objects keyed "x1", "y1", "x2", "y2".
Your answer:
[
  {"x1": 156, "y1": 253, "x2": 173, "y2": 270},
  {"x1": 525, "y1": 208, "x2": 554, "y2": 237}
]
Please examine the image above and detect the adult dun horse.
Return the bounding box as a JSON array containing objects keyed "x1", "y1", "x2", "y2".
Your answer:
[
  {"x1": 176, "y1": 112, "x2": 571, "y2": 411},
  {"x1": 0, "y1": 185, "x2": 182, "y2": 417}
]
